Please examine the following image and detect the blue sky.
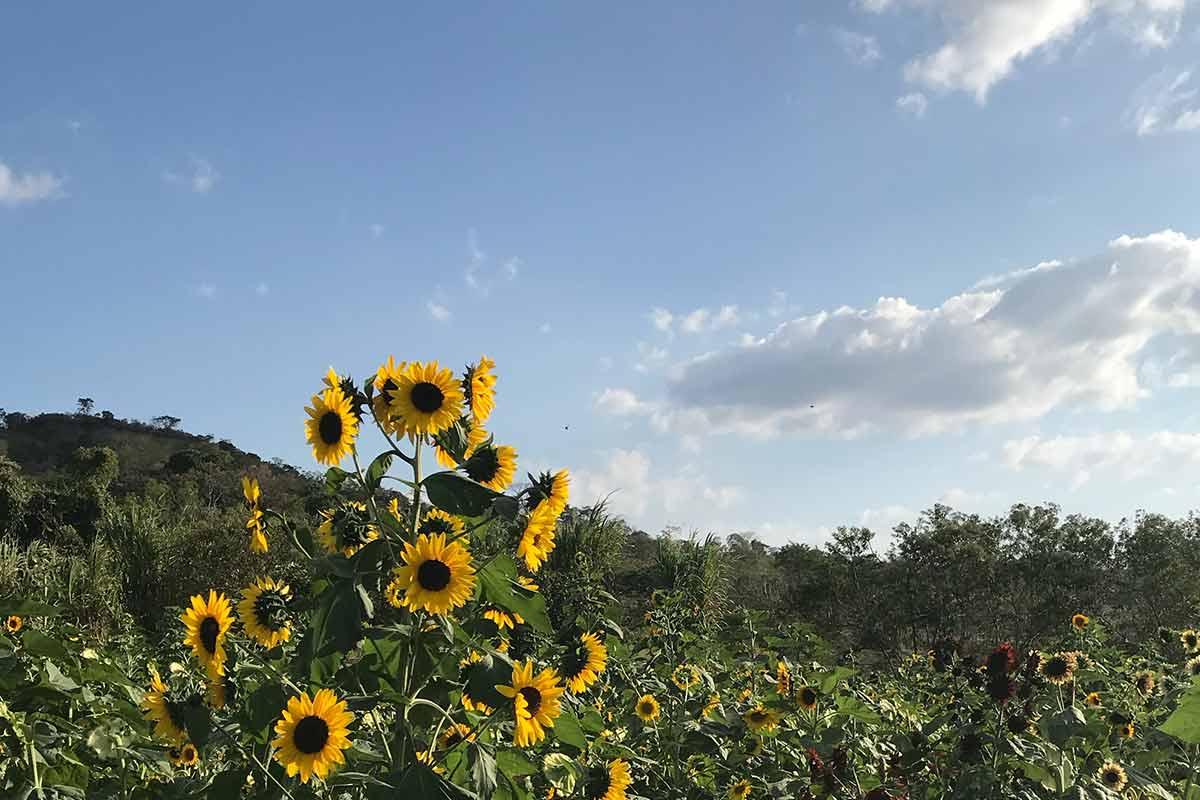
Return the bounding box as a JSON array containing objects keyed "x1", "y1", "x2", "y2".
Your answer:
[{"x1": 5, "y1": 2, "x2": 1200, "y2": 547}]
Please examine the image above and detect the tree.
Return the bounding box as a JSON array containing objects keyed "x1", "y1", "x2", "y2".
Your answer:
[
  {"x1": 151, "y1": 415, "x2": 182, "y2": 430},
  {"x1": 76, "y1": 397, "x2": 95, "y2": 415}
]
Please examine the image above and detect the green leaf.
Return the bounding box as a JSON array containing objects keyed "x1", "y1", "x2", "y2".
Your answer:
[
  {"x1": 246, "y1": 684, "x2": 288, "y2": 737},
  {"x1": 394, "y1": 763, "x2": 480, "y2": 798},
  {"x1": 469, "y1": 742, "x2": 497, "y2": 796},
  {"x1": 819, "y1": 666, "x2": 857, "y2": 694},
  {"x1": 543, "y1": 752, "x2": 580, "y2": 793},
  {"x1": 311, "y1": 580, "x2": 362, "y2": 657},
  {"x1": 465, "y1": 653, "x2": 514, "y2": 710},
  {"x1": 496, "y1": 750, "x2": 538, "y2": 778},
  {"x1": 365, "y1": 453, "x2": 394, "y2": 491},
  {"x1": 207, "y1": 768, "x2": 249, "y2": 800},
  {"x1": 42, "y1": 660, "x2": 79, "y2": 692},
  {"x1": 22, "y1": 630, "x2": 71, "y2": 661},
  {"x1": 478, "y1": 557, "x2": 551, "y2": 633},
  {"x1": 0, "y1": 598, "x2": 61, "y2": 617},
  {"x1": 181, "y1": 701, "x2": 212, "y2": 748},
  {"x1": 834, "y1": 694, "x2": 881, "y2": 725},
  {"x1": 552, "y1": 711, "x2": 587, "y2": 751},
  {"x1": 325, "y1": 466, "x2": 352, "y2": 491},
  {"x1": 1160, "y1": 680, "x2": 1200, "y2": 743},
  {"x1": 423, "y1": 472, "x2": 499, "y2": 517}
]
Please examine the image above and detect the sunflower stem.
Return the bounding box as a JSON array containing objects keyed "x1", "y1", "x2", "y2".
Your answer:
[{"x1": 410, "y1": 437, "x2": 423, "y2": 541}]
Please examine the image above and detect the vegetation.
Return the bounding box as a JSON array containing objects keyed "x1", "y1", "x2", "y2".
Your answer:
[{"x1": 2, "y1": 365, "x2": 1200, "y2": 799}]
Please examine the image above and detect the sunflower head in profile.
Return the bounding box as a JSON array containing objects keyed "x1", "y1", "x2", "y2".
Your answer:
[
  {"x1": 1071, "y1": 613, "x2": 1089, "y2": 631},
  {"x1": 391, "y1": 533, "x2": 477, "y2": 616},
  {"x1": 304, "y1": 385, "x2": 359, "y2": 465},
  {"x1": 495, "y1": 660, "x2": 565, "y2": 747},
  {"x1": 743, "y1": 706, "x2": 779, "y2": 734},
  {"x1": 418, "y1": 508, "x2": 465, "y2": 538},
  {"x1": 582, "y1": 758, "x2": 631, "y2": 800},
  {"x1": 181, "y1": 591, "x2": 234, "y2": 678},
  {"x1": 1085, "y1": 691, "x2": 1103, "y2": 707},
  {"x1": 634, "y1": 694, "x2": 660, "y2": 722},
  {"x1": 1182, "y1": 629, "x2": 1200, "y2": 653},
  {"x1": 484, "y1": 607, "x2": 522, "y2": 632},
  {"x1": 462, "y1": 443, "x2": 517, "y2": 492},
  {"x1": 5, "y1": 615, "x2": 22, "y2": 634},
  {"x1": 797, "y1": 686, "x2": 818, "y2": 712},
  {"x1": 465, "y1": 356, "x2": 497, "y2": 425},
  {"x1": 528, "y1": 469, "x2": 570, "y2": 518},
  {"x1": 775, "y1": 661, "x2": 792, "y2": 697},
  {"x1": 238, "y1": 576, "x2": 292, "y2": 649},
  {"x1": 701, "y1": 693, "x2": 722, "y2": 719},
  {"x1": 142, "y1": 667, "x2": 188, "y2": 744},
  {"x1": 178, "y1": 742, "x2": 199, "y2": 767},
  {"x1": 1134, "y1": 669, "x2": 1157, "y2": 697},
  {"x1": 389, "y1": 360, "x2": 464, "y2": 437},
  {"x1": 316, "y1": 501, "x2": 379, "y2": 558},
  {"x1": 273, "y1": 689, "x2": 355, "y2": 784},
  {"x1": 207, "y1": 672, "x2": 235, "y2": 710},
  {"x1": 1038, "y1": 652, "x2": 1077, "y2": 686},
  {"x1": 371, "y1": 356, "x2": 410, "y2": 437},
  {"x1": 517, "y1": 504, "x2": 558, "y2": 572},
  {"x1": 437, "y1": 723, "x2": 474, "y2": 750},
  {"x1": 728, "y1": 779, "x2": 752, "y2": 799},
  {"x1": 1097, "y1": 761, "x2": 1127, "y2": 792},
  {"x1": 671, "y1": 665, "x2": 701, "y2": 691},
  {"x1": 561, "y1": 632, "x2": 607, "y2": 694},
  {"x1": 1116, "y1": 721, "x2": 1135, "y2": 739},
  {"x1": 1185, "y1": 656, "x2": 1200, "y2": 677}
]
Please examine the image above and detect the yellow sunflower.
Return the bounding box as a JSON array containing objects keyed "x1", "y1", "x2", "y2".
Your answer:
[
  {"x1": 467, "y1": 356, "x2": 497, "y2": 425},
  {"x1": 237, "y1": 577, "x2": 292, "y2": 649},
  {"x1": 391, "y1": 533, "x2": 477, "y2": 615},
  {"x1": 181, "y1": 591, "x2": 234, "y2": 678},
  {"x1": 1038, "y1": 652, "x2": 1077, "y2": 686},
  {"x1": 517, "y1": 503, "x2": 558, "y2": 572},
  {"x1": 178, "y1": 742, "x2": 199, "y2": 767},
  {"x1": 797, "y1": 686, "x2": 818, "y2": 712},
  {"x1": 728, "y1": 779, "x2": 752, "y2": 799},
  {"x1": 272, "y1": 688, "x2": 355, "y2": 784},
  {"x1": 530, "y1": 469, "x2": 570, "y2": 518},
  {"x1": 304, "y1": 386, "x2": 358, "y2": 465},
  {"x1": 316, "y1": 501, "x2": 379, "y2": 557},
  {"x1": 1134, "y1": 670, "x2": 1157, "y2": 697},
  {"x1": 371, "y1": 356, "x2": 410, "y2": 437},
  {"x1": 142, "y1": 667, "x2": 188, "y2": 744},
  {"x1": 1117, "y1": 721, "x2": 1135, "y2": 739},
  {"x1": 586, "y1": 758, "x2": 631, "y2": 800},
  {"x1": 672, "y1": 664, "x2": 701, "y2": 691},
  {"x1": 207, "y1": 674, "x2": 229, "y2": 709},
  {"x1": 462, "y1": 443, "x2": 517, "y2": 491},
  {"x1": 1182, "y1": 629, "x2": 1199, "y2": 652},
  {"x1": 743, "y1": 706, "x2": 779, "y2": 734},
  {"x1": 5, "y1": 615, "x2": 22, "y2": 633},
  {"x1": 243, "y1": 476, "x2": 268, "y2": 552},
  {"x1": 562, "y1": 632, "x2": 607, "y2": 694},
  {"x1": 776, "y1": 661, "x2": 792, "y2": 696},
  {"x1": 516, "y1": 575, "x2": 539, "y2": 592},
  {"x1": 1097, "y1": 761, "x2": 1127, "y2": 792},
  {"x1": 484, "y1": 607, "x2": 522, "y2": 632},
  {"x1": 635, "y1": 694, "x2": 660, "y2": 722},
  {"x1": 1071, "y1": 613, "x2": 1089, "y2": 631},
  {"x1": 495, "y1": 660, "x2": 565, "y2": 747},
  {"x1": 389, "y1": 361, "x2": 464, "y2": 437},
  {"x1": 1085, "y1": 691, "x2": 1102, "y2": 707},
  {"x1": 702, "y1": 693, "x2": 722, "y2": 718},
  {"x1": 418, "y1": 508, "x2": 466, "y2": 538},
  {"x1": 437, "y1": 723, "x2": 475, "y2": 750},
  {"x1": 1186, "y1": 656, "x2": 1200, "y2": 676}
]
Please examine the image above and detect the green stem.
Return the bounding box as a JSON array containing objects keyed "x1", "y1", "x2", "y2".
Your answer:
[{"x1": 410, "y1": 438, "x2": 423, "y2": 539}]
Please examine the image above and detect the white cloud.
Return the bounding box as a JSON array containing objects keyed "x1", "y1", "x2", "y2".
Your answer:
[
  {"x1": 464, "y1": 230, "x2": 519, "y2": 294},
  {"x1": 503, "y1": 257, "x2": 520, "y2": 279},
  {"x1": 164, "y1": 157, "x2": 217, "y2": 193},
  {"x1": 768, "y1": 289, "x2": 789, "y2": 317},
  {"x1": 0, "y1": 161, "x2": 64, "y2": 207},
  {"x1": 1002, "y1": 430, "x2": 1200, "y2": 487},
  {"x1": 896, "y1": 92, "x2": 928, "y2": 118},
  {"x1": 649, "y1": 307, "x2": 675, "y2": 334},
  {"x1": 1126, "y1": 69, "x2": 1200, "y2": 136},
  {"x1": 886, "y1": 0, "x2": 1189, "y2": 102},
  {"x1": 644, "y1": 230, "x2": 1200, "y2": 441},
  {"x1": 833, "y1": 28, "x2": 882, "y2": 66},
  {"x1": 538, "y1": 322, "x2": 552, "y2": 334},
  {"x1": 634, "y1": 341, "x2": 670, "y2": 373},
  {"x1": 427, "y1": 301, "x2": 451, "y2": 321},
  {"x1": 370, "y1": 223, "x2": 385, "y2": 238},
  {"x1": 937, "y1": 487, "x2": 1001, "y2": 508},
  {"x1": 254, "y1": 282, "x2": 269, "y2": 296},
  {"x1": 702, "y1": 485, "x2": 745, "y2": 509},
  {"x1": 680, "y1": 309, "x2": 710, "y2": 334},
  {"x1": 593, "y1": 388, "x2": 653, "y2": 416},
  {"x1": 572, "y1": 448, "x2": 743, "y2": 521},
  {"x1": 197, "y1": 283, "x2": 217, "y2": 298},
  {"x1": 713, "y1": 305, "x2": 740, "y2": 329}
]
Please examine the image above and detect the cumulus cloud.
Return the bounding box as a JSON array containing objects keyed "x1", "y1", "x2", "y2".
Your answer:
[
  {"x1": 1126, "y1": 69, "x2": 1200, "y2": 136},
  {"x1": 593, "y1": 388, "x2": 653, "y2": 416},
  {"x1": 427, "y1": 301, "x2": 451, "y2": 321},
  {"x1": 0, "y1": 161, "x2": 64, "y2": 207},
  {"x1": 571, "y1": 448, "x2": 743, "y2": 521},
  {"x1": 896, "y1": 92, "x2": 928, "y2": 117},
  {"x1": 833, "y1": 28, "x2": 882, "y2": 65},
  {"x1": 649, "y1": 307, "x2": 674, "y2": 334},
  {"x1": 1002, "y1": 430, "x2": 1200, "y2": 487},
  {"x1": 164, "y1": 157, "x2": 217, "y2": 193},
  {"x1": 634, "y1": 231, "x2": 1200, "y2": 441}
]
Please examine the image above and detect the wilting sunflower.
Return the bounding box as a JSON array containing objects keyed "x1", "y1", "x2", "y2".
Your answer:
[
  {"x1": 1182, "y1": 629, "x2": 1199, "y2": 652},
  {"x1": 389, "y1": 361, "x2": 464, "y2": 437},
  {"x1": 181, "y1": 591, "x2": 234, "y2": 678},
  {"x1": 583, "y1": 758, "x2": 631, "y2": 800},
  {"x1": 776, "y1": 661, "x2": 792, "y2": 696},
  {"x1": 437, "y1": 723, "x2": 474, "y2": 750},
  {"x1": 391, "y1": 533, "x2": 477, "y2": 615},
  {"x1": 418, "y1": 508, "x2": 465, "y2": 538},
  {"x1": 672, "y1": 665, "x2": 701, "y2": 691},
  {"x1": 561, "y1": 632, "x2": 607, "y2": 694},
  {"x1": 466, "y1": 356, "x2": 497, "y2": 425},
  {"x1": 243, "y1": 476, "x2": 268, "y2": 553},
  {"x1": 5, "y1": 615, "x2": 21, "y2": 633},
  {"x1": 304, "y1": 386, "x2": 358, "y2": 465},
  {"x1": 371, "y1": 356, "x2": 410, "y2": 437},
  {"x1": 238, "y1": 577, "x2": 292, "y2": 649},
  {"x1": 728, "y1": 779, "x2": 752, "y2": 799},
  {"x1": 797, "y1": 686, "x2": 818, "y2": 712},
  {"x1": 484, "y1": 607, "x2": 522, "y2": 631},
  {"x1": 272, "y1": 688, "x2": 355, "y2": 784},
  {"x1": 517, "y1": 503, "x2": 558, "y2": 572},
  {"x1": 143, "y1": 667, "x2": 188, "y2": 744},
  {"x1": 1134, "y1": 670, "x2": 1157, "y2": 697},
  {"x1": 529, "y1": 469, "x2": 570, "y2": 518},
  {"x1": 495, "y1": 660, "x2": 565, "y2": 747},
  {"x1": 743, "y1": 706, "x2": 780, "y2": 734},
  {"x1": 462, "y1": 443, "x2": 517, "y2": 491},
  {"x1": 635, "y1": 694, "x2": 660, "y2": 722},
  {"x1": 316, "y1": 502, "x2": 379, "y2": 557},
  {"x1": 1097, "y1": 761, "x2": 1127, "y2": 792},
  {"x1": 1085, "y1": 691, "x2": 1103, "y2": 707},
  {"x1": 1071, "y1": 613, "x2": 1089, "y2": 631},
  {"x1": 1038, "y1": 652, "x2": 1077, "y2": 686},
  {"x1": 1186, "y1": 656, "x2": 1200, "y2": 676}
]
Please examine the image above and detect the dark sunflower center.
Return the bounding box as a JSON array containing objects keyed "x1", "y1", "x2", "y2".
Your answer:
[
  {"x1": 561, "y1": 645, "x2": 588, "y2": 677},
  {"x1": 419, "y1": 518, "x2": 455, "y2": 536},
  {"x1": 417, "y1": 559, "x2": 452, "y2": 591},
  {"x1": 318, "y1": 411, "x2": 343, "y2": 445},
  {"x1": 519, "y1": 686, "x2": 542, "y2": 716},
  {"x1": 253, "y1": 591, "x2": 289, "y2": 632},
  {"x1": 1188, "y1": 634, "x2": 1198, "y2": 647},
  {"x1": 411, "y1": 382, "x2": 445, "y2": 414},
  {"x1": 750, "y1": 711, "x2": 768, "y2": 723},
  {"x1": 199, "y1": 617, "x2": 220, "y2": 654},
  {"x1": 1191, "y1": 662, "x2": 1200, "y2": 675},
  {"x1": 639, "y1": 701, "x2": 654, "y2": 715},
  {"x1": 465, "y1": 448, "x2": 501, "y2": 483},
  {"x1": 1044, "y1": 659, "x2": 1068, "y2": 677},
  {"x1": 1103, "y1": 770, "x2": 1120, "y2": 786},
  {"x1": 801, "y1": 688, "x2": 817, "y2": 706},
  {"x1": 293, "y1": 715, "x2": 330, "y2": 754},
  {"x1": 584, "y1": 766, "x2": 611, "y2": 798},
  {"x1": 443, "y1": 730, "x2": 464, "y2": 748}
]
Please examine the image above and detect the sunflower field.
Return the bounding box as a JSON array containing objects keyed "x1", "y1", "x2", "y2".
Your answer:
[{"x1": 3, "y1": 357, "x2": 1200, "y2": 799}]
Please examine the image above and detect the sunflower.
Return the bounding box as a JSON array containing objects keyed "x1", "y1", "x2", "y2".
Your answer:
[
  {"x1": 635, "y1": 694, "x2": 660, "y2": 722},
  {"x1": 388, "y1": 361, "x2": 464, "y2": 437},
  {"x1": 462, "y1": 443, "x2": 517, "y2": 491},
  {"x1": 466, "y1": 356, "x2": 497, "y2": 425},
  {"x1": 728, "y1": 779, "x2": 752, "y2": 799},
  {"x1": 371, "y1": 356, "x2": 410, "y2": 437},
  {"x1": 1071, "y1": 613, "x2": 1089, "y2": 631},
  {"x1": 1117, "y1": 721, "x2": 1135, "y2": 739},
  {"x1": 418, "y1": 508, "x2": 466, "y2": 538},
  {"x1": 1085, "y1": 691, "x2": 1103, "y2": 707},
  {"x1": 5, "y1": 615, "x2": 21, "y2": 633},
  {"x1": 797, "y1": 686, "x2": 818, "y2": 712},
  {"x1": 1182, "y1": 629, "x2": 1199, "y2": 653},
  {"x1": 495, "y1": 660, "x2": 565, "y2": 747},
  {"x1": 304, "y1": 386, "x2": 358, "y2": 465},
  {"x1": 743, "y1": 706, "x2": 779, "y2": 734},
  {"x1": 143, "y1": 667, "x2": 188, "y2": 744},
  {"x1": 207, "y1": 674, "x2": 231, "y2": 709},
  {"x1": 561, "y1": 632, "x2": 607, "y2": 694},
  {"x1": 1134, "y1": 670, "x2": 1157, "y2": 697},
  {"x1": 584, "y1": 758, "x2": 631, "y2": 800},
  {"x1": 776, "y1": 661, "x2": 792, "y2": 696},
  {"x1": 1097, "y1": 761, "x2": 1127, "y2": 792},
  {"x1": 516, "y1": 575, "x2": 539, "y2": 592},
  {"x1": 391, "y1": 533, "x2": 477, "y2": 615},
  {"x1": 316, "y1": 502, "x2": 379, "y2": 557},
  {"x1": 238, "y1": 577, "x2": 292, "y2": 649},
  {"x1": 672, "y1": 665, "x2": 701, "y2": 691},
  {"x1": 181, "y1": 591, "x2": 234, "y2": 678},
  {"x1": 437, "y1": 723, "x2": 474, "y2": 750},
  {"x1": 178, "y1": 742, "x2": 199, "y2": 767},
  {"x1": 530, "y1": 469, "x2": 570, "y2": 518},
  {"x1": 1186, "y1": 656, "x2": 1200, "y2": 676},
  {"x1": 272, "y1": 688, "x2": 355, "y2": 784},
  {"x1": 242, "y1": 477, "x2": 268, "y2": 553},
  {"x1": 702, "y1": 693, "x2": 722, "y2": 718},
  {"x1": 1038, "y1": 652, "x2": 1076, "y2": 686},
  {"x1": 517, "y1": 503, "x2": 558, "y2": 572},
  {"x1": 484, "y1": 607, "x2": 522, "y2": 631}
]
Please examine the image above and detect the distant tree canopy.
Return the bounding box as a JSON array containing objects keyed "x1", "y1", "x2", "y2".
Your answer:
[
  {"x1": 151, "y1": 415, "x2": 182, "y2": 430},
  {"x1": 76, "y1": 397, "x2": 94, "y2": 415}
]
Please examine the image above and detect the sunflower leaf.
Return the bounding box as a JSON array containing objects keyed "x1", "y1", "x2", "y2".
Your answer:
[
  {"x1": 423, "y1": 472, "x2": 498, "y2": 517},
  {"x1": 0, "y1": 598, "x2": 61, "y2": 617},
  {"x1": 552, "y1": 711, "x2": 587, "y2": 752},
  {"x1": 1159, "y1": 677, "x2": 1200, "y2": 743},
  {"x1": 365, "y1": 453, "x2": 393, "y2": 491},
  {"x1": 468, "y1": 741, "x2": 497, "y2": 797},
  {"x1": 477, "y1": 557, "x2": 551, "y2": 634}
]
